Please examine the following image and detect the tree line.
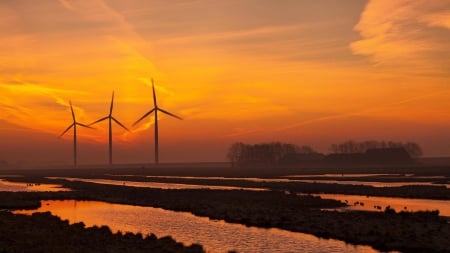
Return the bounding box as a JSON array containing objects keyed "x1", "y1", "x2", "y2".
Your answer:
[
  {"x1": 226, "y1": 142, "x2": 317, "y2": 166},
  {"x1": 329, "y1": 140, "x2": 422, "y2": 158},
  {"x1": 227, "y1": 140, "x2": 422, "y2": 166}
]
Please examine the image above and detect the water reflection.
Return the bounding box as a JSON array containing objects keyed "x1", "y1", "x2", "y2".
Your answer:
[
  {"x1": 145, "y1": 175, "x2": 294, "y2": 182},
  {"x1": 16, "y1": 200, "x2": 390, "y2": 253},
  {"x1": 112, "y1": 175, "x2": 449, "y2": 188},
  {"x1": 286, "y1": 174, "x2": 393, "y2": 178},
  {"x1": 0, "y1": 179, "x2": 69, "y2": 192},
  {"x1": 316, "y1": 194, "x2": 450, "y2": 216},
  {"x1": 51, "y1": 177, "x2": 267, "y2": 191},
  {"x1": 297, "y1": 180, "x2": 449, "y2": 188}
]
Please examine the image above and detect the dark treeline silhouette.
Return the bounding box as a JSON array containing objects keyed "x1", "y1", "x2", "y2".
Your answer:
[
  {"x1": 227, "y1": 142, "x2": 319, "y2": 167},
  {"x1": 329, "y1": 140, "x2": 422, "y2": 158},
  {"x1": 227, "y1": 140, "x2": 422, "y2": 167}
]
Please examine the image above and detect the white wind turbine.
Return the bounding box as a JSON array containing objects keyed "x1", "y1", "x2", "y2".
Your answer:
[
  {"x1": 133, "y1": 79, "x2": 182, "y2": 165},
  {"x1": 89, "y1": 91, "x2": 129, "y2": 165},
  {"x1": 59, "y1": 101, "x2": 93, "y2": 167}
]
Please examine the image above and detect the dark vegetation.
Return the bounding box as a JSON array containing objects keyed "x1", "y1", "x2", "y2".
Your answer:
[
  {"x1": 227, "y1": 140, "x2": 422, "y2": 167},
  {"x1": 0, "y1": 211, "x2": 204, "y2": 253},
  {"x1": 227, "y1": 142, "x2": 320, "y2": 166},
  {"x1": 329, "y1": 140, "x2": 423, "y2": 158},
  {"x1": 13, "y1": 172, "x2": 446, "y2": 200},
  {"x1": 1, "y1": 177, "x2": 449, "y2": 253}
]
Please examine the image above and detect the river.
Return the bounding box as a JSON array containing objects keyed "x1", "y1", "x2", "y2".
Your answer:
[
  {"x1": 15, "y1": 200, "x2": 396, "y2": 253},
  {"x1": 0, "y1": 179, "x2": 69, "y2": 192},
  {"x1": 315, "y1": 193, "x2": 450, "y2": 216}
]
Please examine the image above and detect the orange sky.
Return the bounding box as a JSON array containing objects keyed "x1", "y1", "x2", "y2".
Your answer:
[{"x1": 1, "y1": 0, "x2": 449, "y2": 165}]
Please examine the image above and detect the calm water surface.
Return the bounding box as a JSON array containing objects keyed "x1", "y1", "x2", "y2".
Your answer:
[
  {"x1": 16, "y1": 200, "x2": 392, "y2": 253},
  {"x1": 0, "y1": 179, "x2": 69, "y2": 192},
  {"x1": 316, "y1": 194, "x2": 450, "y2": 216},
  {"x1": 139, "y1": 175, "x2": 449, "y2": 188},
  {"x1": 53, "y1": 177, "x2": 267, "y2": 191},
  {"x1": 298, "y1": 180, "x2": 449, "y2": 188}
]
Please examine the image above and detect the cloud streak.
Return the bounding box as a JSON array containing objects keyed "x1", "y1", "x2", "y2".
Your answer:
[
  {"x1": 350, "y1": 0, "x2": 450, "y2": 74},
  {"x1": 277, "y1": 88, "x2": 450, "y2": 132},
  {"x1": 57, "y1": 0, "x2": 75, "y2": 11},
  {"x1": 0, "y1": 81, "x2": 89, "y2": 133}
]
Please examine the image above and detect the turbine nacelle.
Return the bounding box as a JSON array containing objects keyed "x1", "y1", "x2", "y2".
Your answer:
[
  {"x1": 60, "y1": 102, "x2": 94, "y2": 138},
  {"x1": 133, "y1": 81, "x2": 182, "y2": 126},
  {"x1": 88, "y1": 91, "x2": 129, "y2": 165},
  {"x1": 133, "y1": 79, "x2": 182, "y2": 164},
  {"x1": 59, "y1": 100, "x2": 93, "y2": 166},
  {"x1": 88, "y1": 91, "x2": 129, "y2": 131}
]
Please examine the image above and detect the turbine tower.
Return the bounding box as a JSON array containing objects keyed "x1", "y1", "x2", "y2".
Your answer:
[
  {"x1": 59, "y1": 101, "x2": 93, "y2": 167},
  {"x1": 133, "y1": 79, "x2": 182, "y2": 165},
  {"x1": 89, "y1": 91, "x2": 129, "y2": 165}
]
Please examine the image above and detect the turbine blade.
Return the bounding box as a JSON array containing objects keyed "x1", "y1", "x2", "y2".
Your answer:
[
  {"x1": 133, "y1": 108, "x2": 155, "y2": 126},
  {"x1": 158, "y1": 108, "x2": 183, "y2": 120},
  {"x1": 88, "y1": 116, "x2": 109, "y2": 126},
  {"x1": 69, "y1": 100, "x2": 75, "y2": 121},
  {"x1": 112, "y1": 117, "x2": 130, "y2": 132},
  {"x1": 110, "y1": 91, "x2": 115, "y2": 115},
  {"x1": 59, "y1": 124, "x2": 74, "y2": 137},
  {"x1": 152, "y1": 79, "x2": 157, "y2": 107},
  {"x1": 76, "y1": 122, "x2": 95, "y2": 129}
]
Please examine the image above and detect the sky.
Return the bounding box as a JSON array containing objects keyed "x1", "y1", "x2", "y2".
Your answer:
[{"x1": 0, "y1": 0, "x2": 449, "y2": 166}]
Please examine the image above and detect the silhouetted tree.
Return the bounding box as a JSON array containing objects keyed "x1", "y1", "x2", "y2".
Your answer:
[
  {"x1": 295, "y1": 145, "x2": 316, "y2": 154},
  {"x1": 226, "y1": 142, "x2": 317, "y2": 166},
  {"x1": 329, "y1": 140, "x2": 423, "y2": 157},
  {"x1": 403, "y1": 142, "x2": 423, "y2": 158},
  {"x1": 227, "y1": 142, "x2": 246, "y2": 167}
]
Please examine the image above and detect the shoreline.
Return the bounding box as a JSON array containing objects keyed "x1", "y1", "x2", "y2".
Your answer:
[
  {"x1": 1, "y1": 167, "x2": 449, "y2": 253},
  {"x1": 1, "y1": 179, "x2": 449, "y2": 253},
  {"x1": 0, "y1": 211, "x2": 205, "y2": 253}
]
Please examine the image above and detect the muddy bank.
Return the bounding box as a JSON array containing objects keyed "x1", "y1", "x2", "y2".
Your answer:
[
  {"x1": 29, "y1": 173, "x2": 448, "y2": 200},
  {"x1": 0, "y1": 211, "x2": 204, "y2": 253},
  {"x1": 2, "y1": 164, "x2": 450, "y2": 179}
]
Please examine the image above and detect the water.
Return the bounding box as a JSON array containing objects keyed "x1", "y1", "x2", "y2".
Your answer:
[
  {"x1": 15, "y1": 200, "x2": 389, "y2": 253},
  {"x1": 297, "y1": 179, "x2": 449, "y2": 188},
  {"x1": 316, "y1": 194, "x2": 450, "y2": 216},
  {"x1": 0, "y1": 179, "x2": 69, "y2": 192},
  {"x1": 50, "y1": 177, "x2": 267, "y2": 191},
  {"x1": 116, "y1": 175, "x2": 450, "y2": 188},
  {"x1": 286, "y1": 174, "x2": 393, "y2": 178}
]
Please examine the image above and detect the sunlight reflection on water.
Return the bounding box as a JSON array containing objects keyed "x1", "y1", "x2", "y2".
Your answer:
[
  {"x1": 49, "y1": 177, "x2": 267, "y2": 191},
  {"x1": 0, "y1": 179, "x2": 69, "y2": 192},
  {"x1": 117, "y1": 174, "x2": 450, "y2": 188},
  {"x1": 315, "y1": 194, "x2": 450, "y2": 216},
  {"x1": 16, "y1": 200, "x2": 394, "y2": 253}
]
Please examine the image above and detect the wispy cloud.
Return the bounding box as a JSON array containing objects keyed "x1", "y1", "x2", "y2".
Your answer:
[
  {"x1": 181, "y1": 93, "x2": 290, "y2": 121},
  {"x1": 155, "y1": 24, "x2": 306, "y2": 44},
  {"x1": 57, "y1": 0, "x2": 75, "y2": 11},
  {"x1": 350, "y1": 0, "x2": 450, "y2": 74},
  {"x1": 0, "y1": 81, "x2": 88, "y2": 132},
  {"x1": 277, "y1": 89, "x2": 450, "y2": 132}
]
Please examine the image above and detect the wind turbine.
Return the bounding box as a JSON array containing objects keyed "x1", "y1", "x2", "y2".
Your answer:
[
  {"x1": 133, "y1": 79, "x2": 182, "y2": 165},
  {"x1": 89, "y1": 91, "x2": 129, "y2": 165},
  {"x1": 59, "y1": 101, "x2": 93, "y2": 167}
]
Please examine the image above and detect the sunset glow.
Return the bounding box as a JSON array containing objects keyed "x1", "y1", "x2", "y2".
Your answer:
[{"x1": 1, "y1": 0, "x2": 449, "y2": 165}]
